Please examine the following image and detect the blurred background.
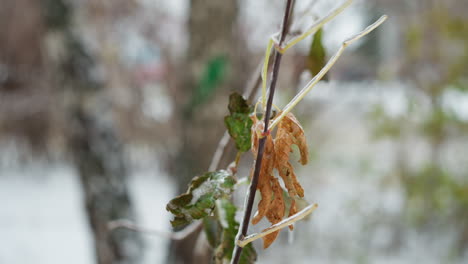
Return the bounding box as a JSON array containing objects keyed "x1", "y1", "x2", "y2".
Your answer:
[{"x1": 0, "y1": 0, "x2": 467, "y2": 263}]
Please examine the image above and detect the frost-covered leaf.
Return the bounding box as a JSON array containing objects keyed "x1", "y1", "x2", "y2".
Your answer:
[
  {"x1": 214, "y1": 199, "x2": 257, "y2": 264},
  {"x1": 166, "y1": 170, "x2": 236, "y2": 227},
  {"x1": 225, "y1": 93, "x2": 253, "y2": 152}
]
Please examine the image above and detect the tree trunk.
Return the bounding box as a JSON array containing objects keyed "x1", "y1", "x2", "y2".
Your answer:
[
  {"x1": 42, "y1": 1, "x2": 142, "y2": 263},
  {"x1": 0, "y1": 0, "x2": 51, "y2": 152}
]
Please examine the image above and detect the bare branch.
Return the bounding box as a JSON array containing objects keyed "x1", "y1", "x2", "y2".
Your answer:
[{"x1": 108, "y1": 219, "x2": 202, "y2": 241}]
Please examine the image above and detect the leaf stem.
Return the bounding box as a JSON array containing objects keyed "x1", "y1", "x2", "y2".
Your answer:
[
  {"x1": 230, "y1": 1, "x2": 294, "y2": 263},
  {"x1": 261, "y1": 39, "x2": 274, "y2": 106},
  {"x1": 237, "y1": 203, "x2": 318, "y2": 247}
]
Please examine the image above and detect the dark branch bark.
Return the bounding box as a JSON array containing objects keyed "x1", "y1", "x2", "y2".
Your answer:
[{"x1": 230, "y1": 1, "x2": 294, "y2": 263}]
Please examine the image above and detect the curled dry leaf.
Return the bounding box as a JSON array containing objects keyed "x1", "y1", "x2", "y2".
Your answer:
[
  {"x1": 262, "y1": 176, "x2": 285, "y2": 248},
  {"x1": 249, "y1": 112, "x2": 309, "y2": 248},
  {"x1": 276, "y1": 112, "x2": 309, "y2": 166},
  {"x1": 274, "y1": 112, "x2": 309, "y2": 197}
]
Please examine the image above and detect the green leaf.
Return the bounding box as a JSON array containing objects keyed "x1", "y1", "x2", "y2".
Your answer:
[
  {"x1": 224, "y1": 93, "x2": 253, "y2": 152},
  {"x1": 307, "y1": 28, "x2": 327, "y2": 80},
  {"x1": 166, "y1": 170, "x2": 236, "y2": 227},
  {"x1": 214, "y1": 199, "x2": 257, "y2": 264}
]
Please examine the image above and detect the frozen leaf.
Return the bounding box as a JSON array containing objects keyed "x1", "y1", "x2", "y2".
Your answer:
[
  {"x1": 214, "y1": 198, "x2": 257, "y2": 264},
  {"x1": 166, "y1": 170, "x2": 236, "y2": 227},
  {"x1": 225, "y1": 93, "x2": 254, "y2": 152}
]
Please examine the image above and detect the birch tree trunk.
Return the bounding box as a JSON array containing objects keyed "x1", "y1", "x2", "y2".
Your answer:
[{"x1": 42, "y1": 1, "x2": 142, "y2": 263}]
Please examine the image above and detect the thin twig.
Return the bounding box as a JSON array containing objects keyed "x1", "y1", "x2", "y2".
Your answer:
[
  {"x1": 208, "y1": 131, "x2": 231, "y2": 172},
  {"x1": 237, "y1": 203, "x2": 318, "y2": 247},
  {"x1": 230, "y1": 1, "x2": 294, "y2": 263},
  {"x1": 108, "y1": 219, "x2": 202, "y2": 241},
  {"x1": 280, "y1": 0, "x2": 353, "y2": 52}
]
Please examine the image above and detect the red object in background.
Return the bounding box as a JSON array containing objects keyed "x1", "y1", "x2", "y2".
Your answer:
[{"x1": 133, "y1": 62, "x2": 168, "y2": 85}]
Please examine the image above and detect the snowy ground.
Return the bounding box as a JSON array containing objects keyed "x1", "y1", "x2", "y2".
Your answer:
[{"x1": 0, "y1": 161, "x2": 174, "y2": 264}]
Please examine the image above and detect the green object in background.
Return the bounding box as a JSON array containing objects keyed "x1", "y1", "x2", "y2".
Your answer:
[
  {"x1": 187, "y1": 55, "x2": 228, "y2": 115},
  {"x1": 166, "y1": 170, "x2": 236, "y2": 227},
  {"x1": 224, "y1": 93, "x2": 253, "y2": 152},
  {"x1": 307, "y1": 28, "x2": 328, "y2": 80},
  {"x1": 214, "y1": 198, "x2": 257, "y2": 264}
]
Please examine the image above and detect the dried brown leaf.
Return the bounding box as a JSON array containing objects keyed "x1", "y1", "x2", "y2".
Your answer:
[
  {"x1": 277, "y1": 112, "x2": 308, "y2": 165},
  {"x1": 249, "y1": 112, "x2": 310, "y2": 248},
  {"x1": 262, "y1": 177, "x2": 285, "y2": 248},
  {"x1": 274, "y1": 113, "x2": 308, "y2": 197}
]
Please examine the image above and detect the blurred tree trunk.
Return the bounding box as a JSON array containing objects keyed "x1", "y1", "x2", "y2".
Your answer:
[
  {"x1": 167, "y1": 0, "x2": 249, "y2": 263},
  {"x1": 0, "y1": 0, "x2": 52, "y2": 152},
  {"x1": 42, "y1": 1, "x2": 142, "y2": 264}
]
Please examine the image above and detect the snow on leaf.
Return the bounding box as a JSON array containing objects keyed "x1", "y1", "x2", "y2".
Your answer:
[
  {"x1": 224, "y1": 93, "x2": 254, "y2": 152},
  {"x1": 166, "y1": 170, "x2": 236, "y2": 227}
]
